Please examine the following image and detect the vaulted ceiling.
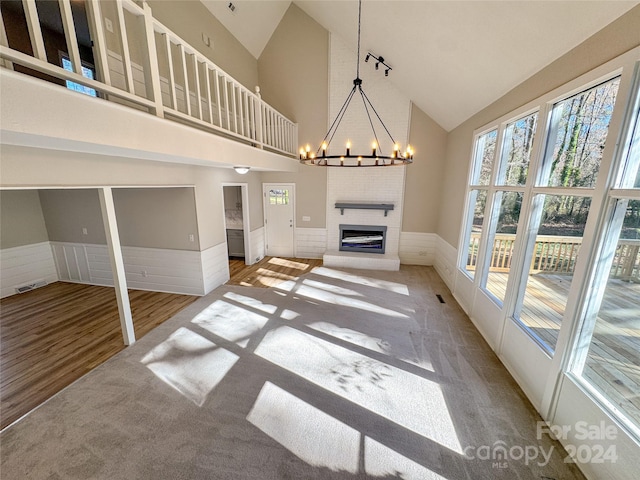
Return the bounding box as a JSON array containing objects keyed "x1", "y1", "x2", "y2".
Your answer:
[{"x1": 202, "y1": 1, "x2": 639, "y2": 131}]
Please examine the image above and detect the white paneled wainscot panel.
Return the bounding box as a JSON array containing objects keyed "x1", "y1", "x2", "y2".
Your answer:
[
  {"x1": 434, "y1": 236, "x2": 457, "y2": 293},
  {"x1": 295, "y1": 228, "x2": 327, "y2": 259},
  {"x1": 202, "y1": 242, "x2": 230, "y2": 295},
  {"x1": 249, "y1": 227, "x2": 265, "y2": 264},
  {"x1": 0, "y1": 242, "x2": 58, "y2": 298},
  {"x1": 399, "y1": 232, "x2": 436, "y2": 266},
  {"x1": 51, "y1": 242, "x2": 207, "y2": 295}
]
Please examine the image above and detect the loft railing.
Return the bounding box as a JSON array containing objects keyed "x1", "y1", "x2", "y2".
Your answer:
[
  {"x1": 0, "y1": 0, "x2": 297, "y2": 157},
  {"x1": 467, "y1": 233, "x2": 640, "y2": 282}
]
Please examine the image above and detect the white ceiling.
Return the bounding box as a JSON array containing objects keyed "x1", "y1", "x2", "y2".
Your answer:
[{"x1": 204, "y1": 1, "x2": 639, "y2": 131}]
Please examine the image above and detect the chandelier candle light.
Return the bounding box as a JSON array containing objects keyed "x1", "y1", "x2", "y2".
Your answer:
[{"x1": 299, "y1": 0, "x2": 413, "y2": 167}]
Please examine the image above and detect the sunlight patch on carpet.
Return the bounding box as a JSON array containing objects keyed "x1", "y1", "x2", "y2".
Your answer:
[
  {"x1": 311, "y1": 267, "x2": 410, "y2": 295},
  {"x1": 302, "y1": 279, "x2": 363, "y2": 297},
  {"x1": 141, "y1": 327, "x2": 238, "y2": 406},
  {"x1": 191, "y1": 300, "x2": 268, "y2": 346},
  {"x1": 255, "y1": 327, "x2": 462, "y2": 454},
  {"x1": 308, "y1": 321, "x2": 424, "y2": 369},
  {"x1": 247, "y1": 382, "x2": 360, "y2": 473},
  {"x1": 365, "y1": 437, "x2": 448, "y2": 479},
  {"x1": 293, "y1": 284, "x2": 409, "y2": 318},
  {"x1": 223, "y1": 291, "x2": 278, "y2": 314}
]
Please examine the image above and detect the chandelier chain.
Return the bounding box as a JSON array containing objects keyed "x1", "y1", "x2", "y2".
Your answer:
[{"x1": 356, "y1": 0, "x2": 362, "y2": 80}]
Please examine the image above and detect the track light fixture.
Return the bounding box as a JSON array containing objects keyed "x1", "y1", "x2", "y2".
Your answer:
[{"x1": 367, "y1": 53, "x2": 391, "y2": 76}]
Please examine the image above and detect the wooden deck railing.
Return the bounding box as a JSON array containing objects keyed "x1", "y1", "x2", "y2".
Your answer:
[
  {"x1": 0, "y1": 0, "x2": 297, "y2": 157},
  {"x1": 468, "y1": 233, "x2": 640, "y2": 281}
]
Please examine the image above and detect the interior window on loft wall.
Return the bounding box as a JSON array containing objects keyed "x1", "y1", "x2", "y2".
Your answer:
[
  {"x1": 481, "y1": 112, "x2": 538, "y2": 303},
  {"x1": 1, "y1": 0, "x2": 96, "y2": 89},
  {"x1": 513, "y1": 78, "x2": 621, "y2": 354},
  {"x1": 461, "y1": 129, "x2": 496, "y2": 278},
  {"x1": 572, "y1": 94, "x2": 640, "y2": 434}
]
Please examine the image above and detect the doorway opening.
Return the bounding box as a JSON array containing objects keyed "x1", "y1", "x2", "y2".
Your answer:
[{"x1": 222, "y1": 184, "x2": 251, "y2": 266}]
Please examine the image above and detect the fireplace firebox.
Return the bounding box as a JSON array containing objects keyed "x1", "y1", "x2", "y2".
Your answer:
[{"x1": 339, "y1": 224, "x2": 387, "y2": 254}]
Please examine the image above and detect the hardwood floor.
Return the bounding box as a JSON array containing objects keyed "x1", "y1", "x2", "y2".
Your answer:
[
  {"x1": 228, "y1": 256, "x2": 323, "y2": 288},
  {"x1": 0, "y1": 257, "x2": 322, "y2": 430},
  {"x1": 0, "y1": 282, "x2": 198, "y2": 430}
]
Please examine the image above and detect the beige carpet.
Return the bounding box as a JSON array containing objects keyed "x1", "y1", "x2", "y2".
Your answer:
[{"x1": 0, "y1": 266, "x2": 585, "y2": 479}]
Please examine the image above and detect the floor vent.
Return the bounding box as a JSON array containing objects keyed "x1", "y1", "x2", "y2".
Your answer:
[
  {"x1": 15, "y1": 280, "x2": 47, "y2": 294},
  {"x1": 436, "y1": 294, "x2": 445, "y2": 304}
]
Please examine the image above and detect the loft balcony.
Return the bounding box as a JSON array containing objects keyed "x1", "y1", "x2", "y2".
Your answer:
[{"x1": 0, "y1": 0, "x2": 298, "y2": 170}]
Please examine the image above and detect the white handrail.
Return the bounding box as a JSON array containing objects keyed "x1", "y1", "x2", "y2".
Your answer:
[{"x1": 0, "y1": 0, "x2": 297, "y2": 156}]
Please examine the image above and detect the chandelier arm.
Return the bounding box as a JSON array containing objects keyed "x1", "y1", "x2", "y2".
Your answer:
[
  {"x1": 320, "y1": 85, "x2": 358, "y2": 153},
  {"x1": 359, "y1": 87, "x2": 398, "y2": 145},
  {"x1": 358, "y1": 86, "x2": 382, "y2": 156}
]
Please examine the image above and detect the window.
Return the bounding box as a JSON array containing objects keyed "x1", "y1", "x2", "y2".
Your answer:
[
  {"x1": 479, "y1": 112, "x2": 538, "y2": 303},
  {"x1": 570, "y1": 80, "x2": 640, "y2": 433},
  {"x1": 511, "y1": 79, "x2": 621, "y2": 354},
  {"x1": 458, "y1": 55, "x2": 639, "y2": 441},
  {"x1": 482, "y1": 191, "x2": 524, "y2": 302},
  {"x1": 269, "y1": 189, "x2": 289, "y2": 205},
  {"x1": 460, "y1": 129, "x2": 497, "y2": 278},
  {"x1": 496, "y1": 113, "x2": 537, "y2": 186},
  {"x1": 61, "y1": 54, "x2": 97, "y2": 97},
  {"x1": 515, "y1": 194, "x2": 591, "y2": 351},
  {"x1": 539, "y1": 78, "x2": 620, "y2": 189}
]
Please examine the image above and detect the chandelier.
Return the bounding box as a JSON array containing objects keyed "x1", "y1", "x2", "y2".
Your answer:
[{"x1": 299, "y1": 0, "x2": 413, "y2": 167}]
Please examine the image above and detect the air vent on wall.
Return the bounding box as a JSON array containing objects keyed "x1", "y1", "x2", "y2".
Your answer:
[{"x1": 15, "y1": 280, "x2": 47, "y2": 294}]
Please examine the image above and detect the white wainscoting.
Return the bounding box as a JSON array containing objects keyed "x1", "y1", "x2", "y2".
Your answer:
[
  {"x1": 295, "y1": 228, "x2": 327, "y2": 259},
  {"x1": 202, "y1": 242, "x2": 230, "y2": 295},
  {"x1": 0, "y1": 242, "x2": 58, "y2": 298},
  {"x1": 399, "y1": 232, "x2": 436, "y2": 266},
  {"x1": 434, "y1": 236, "x2": 457, "y2": 293},
  {"x1": 52, "y1": 242, "x2": 205, "y2": 295},
  {"x1": 249, "y1": 227, "x2": 265, "y2": 264}
]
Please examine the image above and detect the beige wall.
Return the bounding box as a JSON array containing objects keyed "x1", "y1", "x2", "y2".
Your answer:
[
  {"x1": 437, "y1": 5, "x2": 640, "y2": 247},
  {"x1": 0, "y1": 146, "x2": 264, "y2": 251},
  {"x1": 403, "y1": 104, "x2": 448, "y2": 233},
  {"x1": 39, "y1": 189, "x2": 107, "y2": 244},
  {"x1": 112, "y1": 188, "x2": 200, "y2": 250},
  {"x1": 258, "y1": 3, "x2": 329, "y2": 228},
  {"x1": 0, "y1": 190, "x2": 49, "y2": 248},
  {"x1": 147, "y1": 0, "x2": 258, "y2": 91}
]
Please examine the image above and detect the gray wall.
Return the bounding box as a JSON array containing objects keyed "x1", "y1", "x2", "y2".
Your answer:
[
  {"x1": 0, "y1": 190, "x2": 49, "y2": 248},
  {"x1": 113, "y1": 188, "x2": 200, "y2": 251},
  {"x1": 0, "y1": 146, "x2": 266, "y2": 251},
  {"x1": 403, "y1": 104, "x2": 448, "y2": 233},
  {"x1": 148, "y1": 0, "x2": 258, "y2": 91},
  {"x1": 39, "y1": 189, "x2": 107, "y2": 244},
  {"x1": 258, "y1": 3, "x2": 329, "y2": 229},
  {"x1": 437, "y1": 5, "x2": 640, "y2": 247}
]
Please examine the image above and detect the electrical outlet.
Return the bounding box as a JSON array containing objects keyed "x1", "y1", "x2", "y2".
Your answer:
[
  {"x1": 302, "y1": 215, "x2": 311, "y2": 222},
  {"x1": 104, "y1": 18, "x2": 113, "y2": 33},
  {"x1": 141, "y1": 270, "x2": 148, "y2": 277},
  {"x1": 82, "y1": 227, "x2": 88, "y2": 235},
  {"x1": 418, "y1": 251, "x2": 427, "y2": 256},
  {"x1": 188, "y1": 234, "x2": 195, "y2": 242}
]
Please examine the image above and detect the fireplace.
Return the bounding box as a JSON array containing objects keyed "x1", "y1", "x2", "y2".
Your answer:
[{"x1": 339, "y1": 224, "x2": 387, "y2": 254}]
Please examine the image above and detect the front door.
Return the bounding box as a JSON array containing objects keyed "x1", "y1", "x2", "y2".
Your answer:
[{"x1": 263, "y1": 184, "x2": 294, "y2": 257}]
